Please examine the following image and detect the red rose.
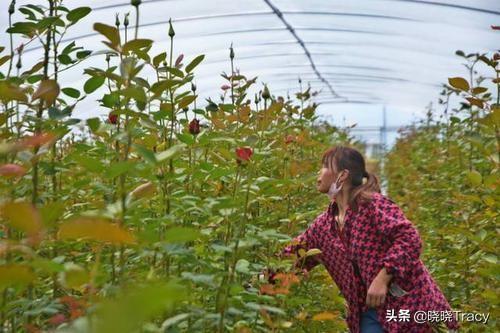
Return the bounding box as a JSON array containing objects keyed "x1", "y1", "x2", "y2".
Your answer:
[
  {"x1": 189, "y1": 118, "x2": 200, "y2": 135},
  {"x1": 108, "y1": 112, "x2": 118, "y2": 124},
  {"x1": 236, "y1": 147, "x2": 253, "y2": 162}
]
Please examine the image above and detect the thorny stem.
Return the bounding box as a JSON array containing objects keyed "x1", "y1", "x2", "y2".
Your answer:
[
  {"x1": 134, "y1": 6, "x2": 139, "y2": 40},
  {"x1": 32, "y1": 0, "x2": 55, "y2": 205}
]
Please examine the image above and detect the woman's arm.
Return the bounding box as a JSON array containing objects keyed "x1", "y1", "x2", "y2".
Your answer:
[
  {"x1": 374, "y1": 195, "x2": 423, "y2": 283},
  {"x1": 280, "y1": 215, "x2": 324, "y2": 273},
  {"x1": 366, "y1": 195, "x2": 423, "y2": 307}
]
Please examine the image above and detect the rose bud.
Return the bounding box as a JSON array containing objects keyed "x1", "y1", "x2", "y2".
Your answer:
[
  {"x1": 108, "y1": 112, "x2": 118, "y2": 124},
  {"x1": 235, "y1": 147, "x2": 253, "y2": 162},
  {"x1": 285, "y1": 135, "x2": 295, "y2": 145},
  {"x1": 168, "y1": 18, "x2": 175, "y2": 38},
  {"x1": 262, "y1": 85, "x2": 271, "y2": 100},
  {"x1": 189, "y1": 118, "x2": 200, "y2": 135},
  {"x1": 175, "y1": 54, "x2": 184, "y2": 68}
]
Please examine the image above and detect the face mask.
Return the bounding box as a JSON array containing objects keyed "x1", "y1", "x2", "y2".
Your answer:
[{"x1": 327, "y1": 172, "x2": 345, "y2": 200}]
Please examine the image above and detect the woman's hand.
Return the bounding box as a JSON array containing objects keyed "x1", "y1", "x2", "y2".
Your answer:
[{"x1": 366, "y1": 267, "x2": 392, "y2": 308}]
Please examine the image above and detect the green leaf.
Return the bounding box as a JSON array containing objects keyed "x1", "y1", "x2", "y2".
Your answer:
[
  {"x1": 0, "y1": 55, "x2": 11, "y2": 67},
  {"x1": 76, "y1": 50, "x2": 92, "y2": 59},
  {"x1": 62, "y1": 41, "x2": 77, "y2": 55},
  {"x1": 164, "y1": 226, "x2": 200, "y2": 243},
  {"x1": 122, "y1": 39, "x2": 153, "y2": 54},
  {"x1": 0, "y1": 202, "x2": 42, "y2": 236},
  {"x1": 164, "y1": 66, "x2": 184, "y2": 78},
  {"x1": 245, "y1": 302, "x2": 286, "y2": 315},
  {"x1": 19, "y1": 7, "x2": 37, "y2": 21},
  {"x1": 48, "y1": 106, "x2": 72, "y2": 120},
  {"x1": 6, "y1": 22, "x2": 38, "y2": 37},
  {"x1": 27, "y1": 75, "x2": 43, "y2": 84},
  {"x1": 185, "y1": 55, "x2": 205, "y2": 73},
  {"x1": 58, "y1": 217, "x2": 136, "y2": 245},
  {"x1": 466, "y1": 170, "x2": 482, "y2": 187},
  {"x1": 305, "y1": 248, "x2": 322, "y2": 257},
  {"x1": 155, "y1": 144, "x2": 185, "y2": 163},
  {"x1": 134, "y1": 144, "x2": 157, "y2": 164},
  {"x1": 84, "y1": 76, "x2": 105, "y2": 94},
  {"x1": 72, "y1": 154, "x2": 105, "y2": 173},
  {"x1": 67, "y1": 7, "x2": 91, "y2": 23},
  {"x1": 31, "y1": 258, "x2": 64, "y2": 274},
  {"x1": 151, "y1": 79, "x2": 180, "y2": 96},
  {"x1": 0, "y1": 265, "x2": 35, "y2": 292},
  {"x1": 448, "y1": 77, "x2": 470, "y2": 91},
  {"x1": 175, "y1": 132, "x2": 195, "y2": 145},
  {"x1": 93, "y1": 281, "x2": 187, "y2": 333},
  {"x1": 178, "y1": 95, "x2": 196, "y2": 109},
  {"x1": 121, "y1": 86, "x2": 147, "y2": 103},
  {"x1": 0, "y1": 81, "x2": 27, "y2": 103},
  {"x1": 101, "y1": 92, "x2": 120, "y2": 108},
  {"x1": 86, "y1": 117, "x2": 101, "y2": 132},
  {"x1": 483, "y1": 254, "x2": 497, "y2": 264},
  {"x1": 37, "y1": 16, "x2": 60, "y2": 31},
  {"x1": 93, "y1": 23, "x2": 121, "y2": 50},
  {"x1": 62, "y1": 87, "x2": 81, "y2": 99},
  {"x1": 153, "y1": 52, "x2": 167, "y2": 68},
  {"x1": 235, "y1": 259, "x2": 250, "y2": 274},
  {"x1": 104, "y1": 161, "x2": 136, "y2": 179},
  {"x1": 39, "y1": 202, "x2": 65, "y2": 228},
  {"x1": 58, "y1": 54, "x2": 73, "y2": 65},
  {"x1": 180, "y1": 272, "x2": 215, "y2": 286},
  {"x1": 25, "y1": 4, "x2": 44, "y2": 15},
  {"x1": 161, "y1": 313, "x2": 190, "y2": 330}
]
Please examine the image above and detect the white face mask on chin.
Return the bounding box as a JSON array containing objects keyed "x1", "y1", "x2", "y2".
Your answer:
[{"x1": 327, "y1": 172, "x2": 344, "y2": 200}]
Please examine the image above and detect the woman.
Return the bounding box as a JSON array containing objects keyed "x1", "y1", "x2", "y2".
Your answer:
[{"x1": 282, "y1": 146, "x2": 459, "y2": 333}]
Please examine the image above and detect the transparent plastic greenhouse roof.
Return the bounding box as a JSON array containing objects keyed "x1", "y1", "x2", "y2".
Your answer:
[{"x1": 1, "y1": 0, "x2": 499, "y2": 144}]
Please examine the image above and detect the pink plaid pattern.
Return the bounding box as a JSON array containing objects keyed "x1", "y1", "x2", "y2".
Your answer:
[{"x1": 283, "y1": 192, "x2": 459, "y2": 333}]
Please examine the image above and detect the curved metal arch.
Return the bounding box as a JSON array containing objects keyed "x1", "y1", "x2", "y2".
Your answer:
[
  {"x1": 282, "y1": 10, "x2": 421, "y2": 22},
  {"x1": 197, "y1": 51, "x2": 453, "y2": 73},
  {"x1": 90, "y1": 0, "x2": 500, "y2": 19},
  {"x1": 262, "y1": 0, "x2": 338, "y2": 98},
  {"x1": 392, "y1": 0, "x2": 500, "y2": 15}
]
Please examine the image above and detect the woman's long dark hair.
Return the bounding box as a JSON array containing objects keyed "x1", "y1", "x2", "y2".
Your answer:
[{"x1": 321, "y1": 145, "x2": 381, "y2": 211}]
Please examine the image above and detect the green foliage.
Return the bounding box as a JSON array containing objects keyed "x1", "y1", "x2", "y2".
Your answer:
[
  {"x1": 0, "y1": 1, "x2": 352, "y2": 332},
  {"x1": 385, "y1": 51, "x2": 499, "y2": 332}
]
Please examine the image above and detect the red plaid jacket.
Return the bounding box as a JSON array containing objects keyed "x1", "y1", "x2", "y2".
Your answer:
[{"x1": 283, "y1": 192, "x2": 459, "y2": 333}]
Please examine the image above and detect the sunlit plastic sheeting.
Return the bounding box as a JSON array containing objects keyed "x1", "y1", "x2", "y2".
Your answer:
[{"x1": 0, "y1": 0, "x2": 498, "y2": 136}]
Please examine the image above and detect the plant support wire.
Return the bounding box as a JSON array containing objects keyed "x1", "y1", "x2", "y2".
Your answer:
[{"x1": 262, "y1": 0, "x2": 341, "y2": 99}]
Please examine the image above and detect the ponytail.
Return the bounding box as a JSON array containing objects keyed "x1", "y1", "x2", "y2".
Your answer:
[{"x1": 350, "y1": 171, "x2": 381, "y2": 211}]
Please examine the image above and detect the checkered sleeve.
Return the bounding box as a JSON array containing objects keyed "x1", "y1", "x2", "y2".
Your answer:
[{"x1": 374, "y1": 195, "x2": 423, "y2": 282}]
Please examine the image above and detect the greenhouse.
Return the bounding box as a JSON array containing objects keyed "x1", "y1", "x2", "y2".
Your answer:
[{"x1": 0, "y1": 0, "x2": 498, "y2": 332}]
